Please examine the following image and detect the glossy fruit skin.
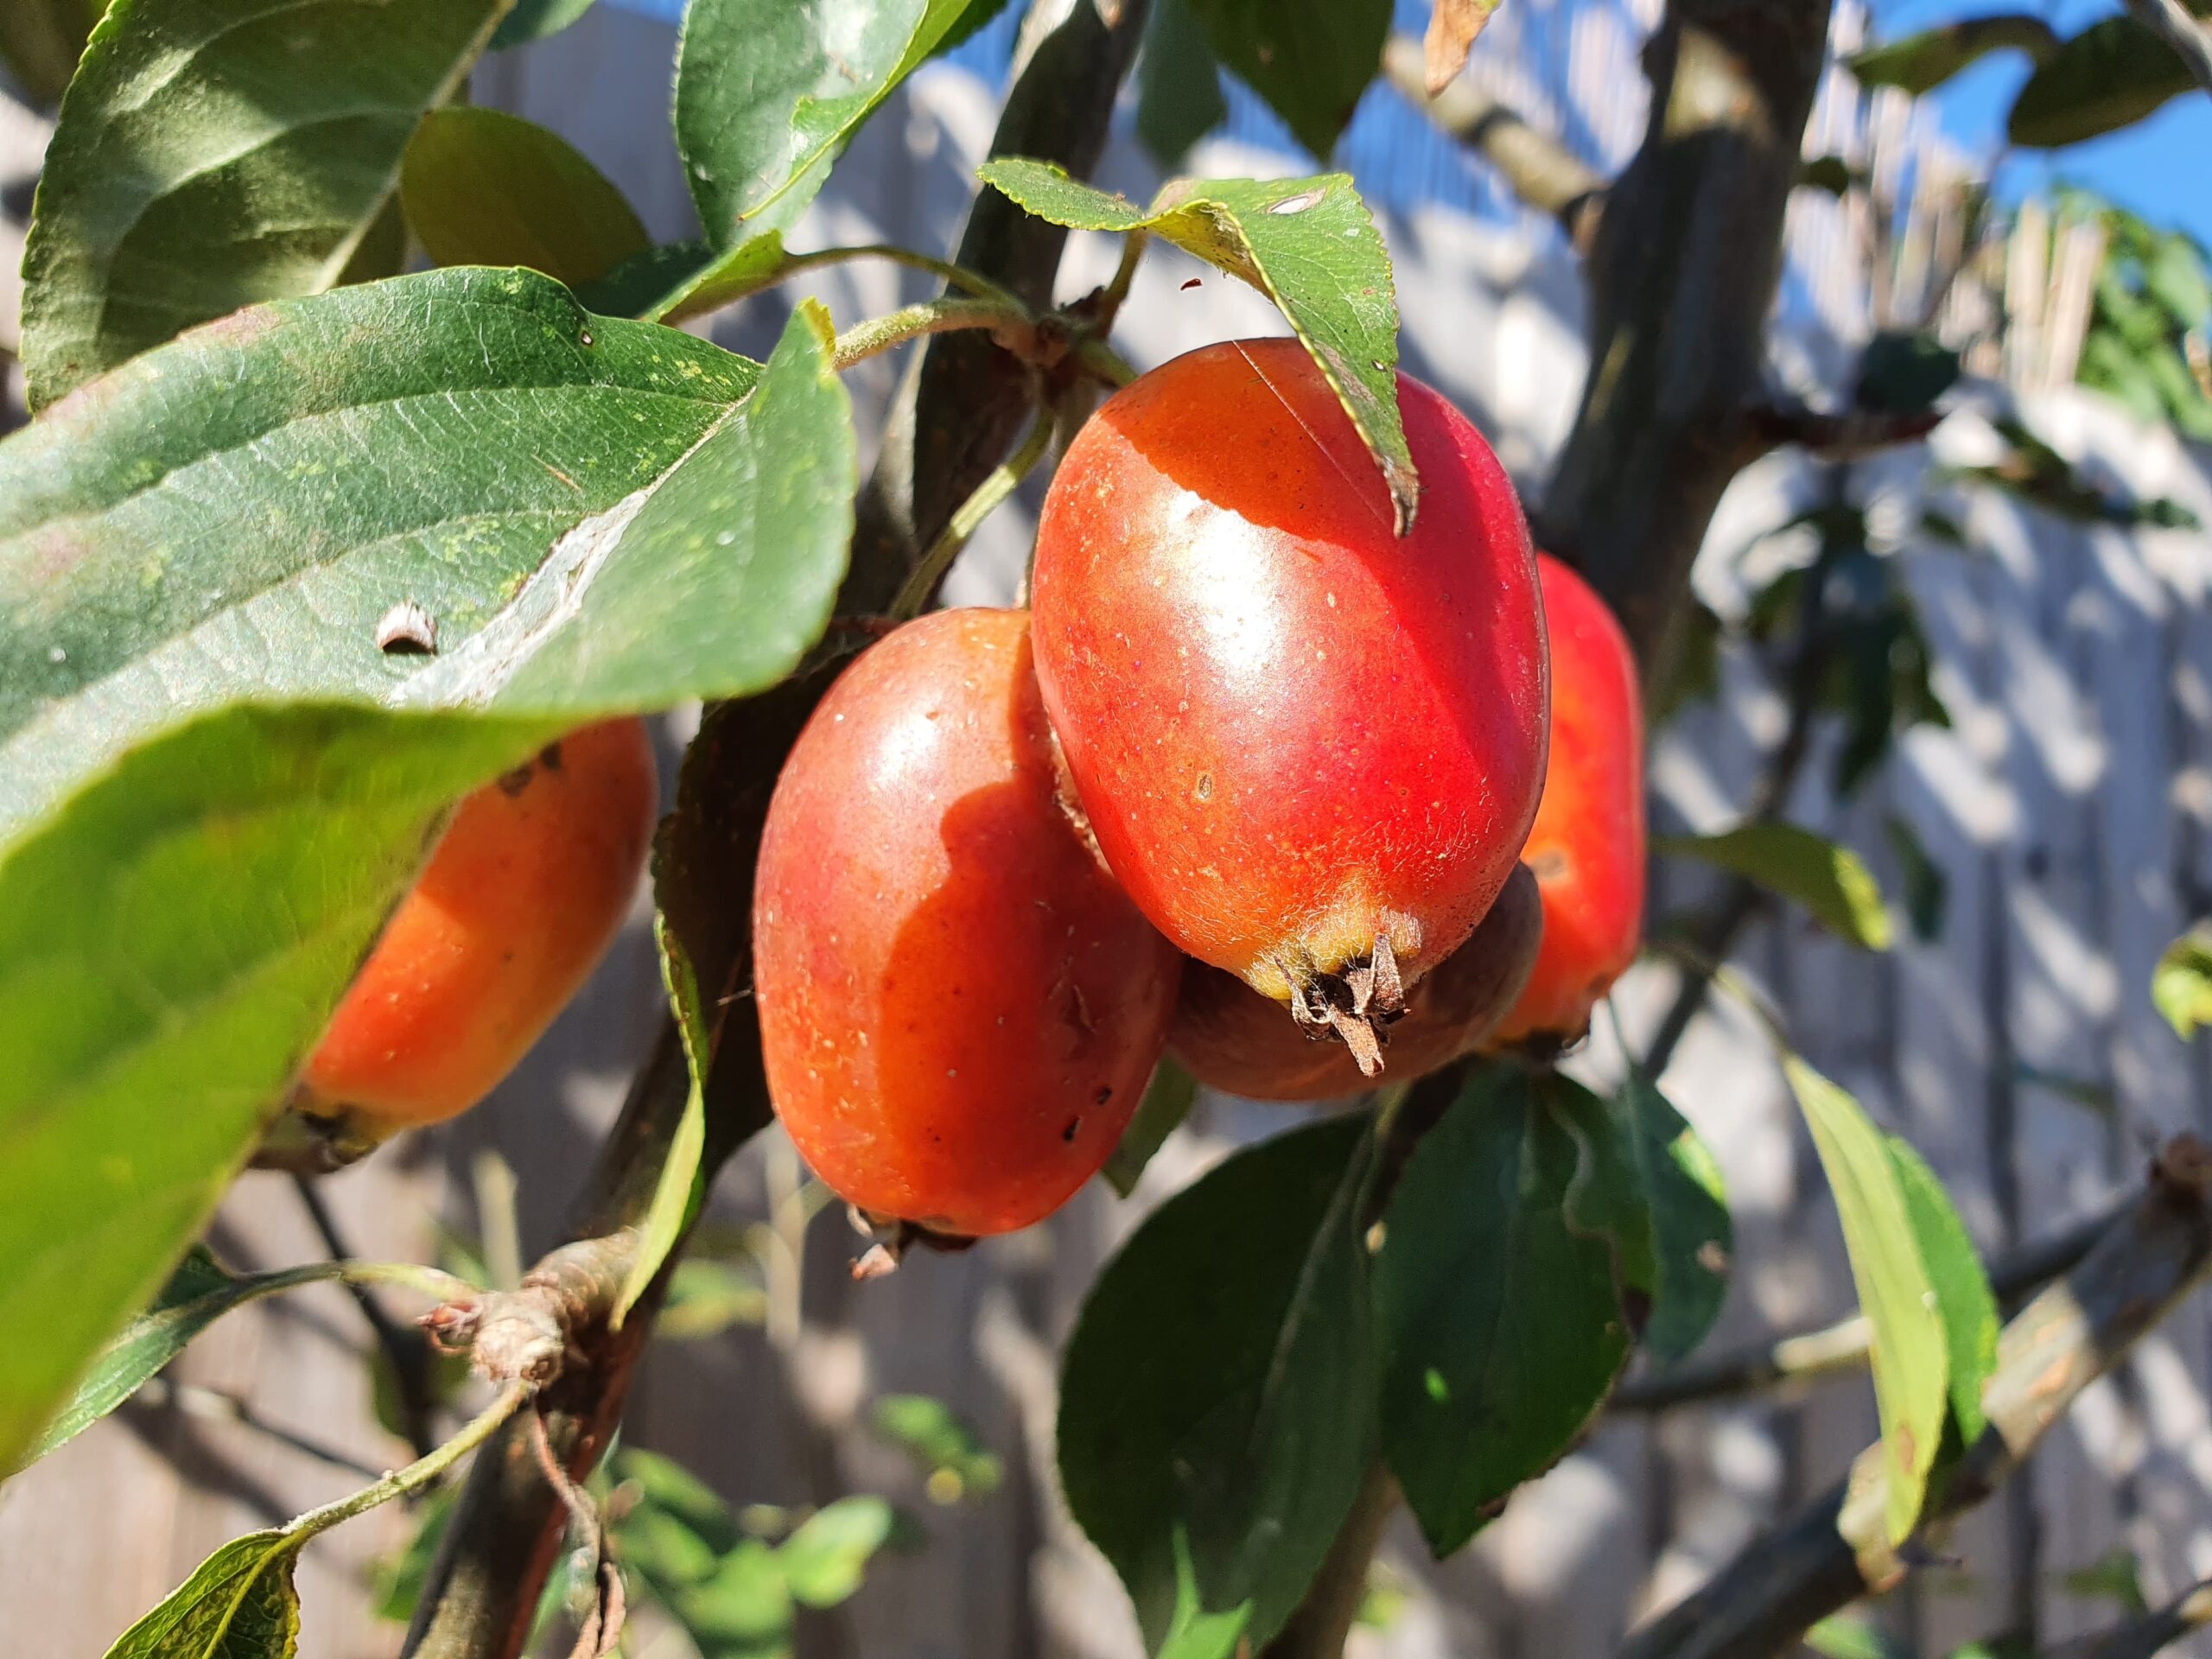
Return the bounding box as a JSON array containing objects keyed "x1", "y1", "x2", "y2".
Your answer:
[
  {"x1": 1489, "y1": 555, "x2": 1645, "y2": 1044},
  {"x1": 1030, "y1": 337, "x2": 1548, "y2": 1017},
  {"x1": 753, "y1": 607, "x2": 1183, "y2": 1238},
  {"x1": 1172, "y1": 861, "x2": 1543, "y2": 1102},
  {"x1": 302, "y1": 717, "x2": 658, "y2": 1133}
]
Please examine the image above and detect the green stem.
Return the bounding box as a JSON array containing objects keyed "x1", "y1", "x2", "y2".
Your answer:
[
  {"x1": 1097, "y1": 230, "x2": 1148, "y2": 324},
  {"x1": 781, "y1": 244, "x2": 1024, "y2": 308},
  {"x1": 1076, "y1": 335, "x2": 1139, "y2": 388},
  {"x1": 889, "y1": 410, "x2": 1056, "y2": 621},
  {"x1": 289, "y1": 1385, "x2": 531, "y2": 1539},
  {"x1": 832, "y1": 298, "x2": 1037, "y2": 372}
]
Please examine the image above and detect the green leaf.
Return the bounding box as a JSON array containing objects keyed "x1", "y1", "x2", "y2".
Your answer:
[
  {"x1": 489, "y1": 0, "x2": 596, "y2": 49},
  {"x1": 1796, "y1": 156, "x2": 1859, "y2": 197},
  {"x1": 1855, "y1": 330, "x2": 1962, "y2": 415},
  {"x1": 870, "y1": 1395, "x2": 1002, "y2": 1503},
  {"x1": 674, "y1": 0, "x2": 971, "y2": 245},
  {"x1": 1885, "y1": 1135, "x2": 1997, "y2": 1444},
  {"x1": 2008, "y1": 16, "x2": 2196, "y2": 148},
  {"x1": 400, "y1": 108, "x2": 649, "y2": 286},
  {"x1": 1620, "y1": 1071, "x2": 1731, "y2": 1365},
  {"x1": 1654, "y1": 824, "x2": 1893, "y2": 951},
  {"x1": 1058, "y1": 1114, "x2": 1375, "y2": 1655},
  {"x1": 1786, "y1": 1058, "x2": 1948, "y2": 1543},
  {"x1": 779, "y1": 1496, "x2": 896, "y2": 1608},
  {"x1": 2153, "y1": 925, "x2": 2212, "y2": 1039},
  {"x1": 19, "y1": 0, "x2": 511, "y2": 409},
  {"x1": 0, "y1": 265, "x2": 758, "y2": 842},
  {"x1": 657, "y1": 1257, "x2": 768, "y2": 1340},
  {"x1": 633, "y1": 234, "x2": 792, "y2": 327},
  {"x1": 1372, "y1": 1066, "x2": 1643, "y2": 1554},
  {"x1": 1184, "y1": 0, "x2": 1390, "y2": 160},
  {"x1": 0, "y1": 0, "x2": 103, "y2": 105},
  {"x1": 27, "y1": 1248, "x2": 344, "y2": 1465},
  {"x1": 615, "y1": 918, "x2": 713, "y2": 1327},
  {"x1": 1847, "y1": 16, "x2": 2057, "y2": 96},
  {"x1": 0, "y1": 705, "x2": 565, "y2": 1478},
  {"x1": 397, "y1": 301, "x2": 855, "y2": 719},
  {"x1": 1805, "y1": 1614, "x2": 1910, "y2": 1659},
  {"x1": 2058, "y1": 1548, "x2": 2151, "y2": 1615},
  {"x1": 1883, "y1": 815, "x2": 1948, "y2": 944},
  {"x1": 1137, "y1": 0, "x2": 1229, "y2": 168},
  {"x1": 2145, "y1": 235, "x2": 2212, "y2": 330},
  {"x1": 978, "y1": 161, "x2": 1415, "y2": 532},
  {"x1": 104, "y1": 1530, "x2": 303, "y2": 1658},
  {"x1": 1103, "y1": 1058, "x2": 1200, "y2": 1198}
]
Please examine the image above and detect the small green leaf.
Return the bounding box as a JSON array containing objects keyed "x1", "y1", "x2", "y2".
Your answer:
[
  {"x1": 1786, "y1": 1058, "x2": 1948, "y2": 1544},
  {"x1": 657, "y1": 1258, "x2": 768, "y2": 1340},
  {"x1": 1373, "y1": 1065, "x2": 1643, "y2": 1554},
  {"x1": 1883, "y1": 816, "x2": 1948, "y2": 944},
  {"x1": 632, "y1": 232, "x2": 792, "y2": 326},
  {"x1": 1796, "y1": 156, "x2": 1858, "y2": 197},
  {"x1": 978, "y1": 161, "x2": 1415, "y2": 531},
  {"x1": 1620, "y1": 1071, "x2": 1732, "y2": 1366},
  {"x1": 2153, "y1": 925, "x2": 2212, "y2": 1039},
  {"x1": 1104, "y1": 1058, "x2": 1201, "y2": 1198},
  {"x1": 2008, "y1": 16, "x2": 2196, "y2": 148},
  {"x1": 1847, "y1": 16, "x2": 2057, "y2": 95},
  {"x1": 1184, "y1": 0, "x2": 1390, "y2": 160},
  {"x1": 489, "y1": 0, "x2": 597, "y2": 49},
  {"x1": 1855, "y1": 330, "x2": 1962, "y2": 415},
  {"x1": 675, "y1": 0, "x2": 972, "y2": 245},
  {"x1": 28, "y1": 1249, "x2": 343, "y2": 1465},
  {"x1": 615, "y1": 918, "x2": 712, "y2": 1327},
  {"x1": 870, "y1": 1395, "x2": 1002, "y2": 1503},
  {"x1": 1059, "y1": 1115, "x2": 1375, "y2": 1653},
  {"x1": 400, "y1": 108, "x2": 649, "y2": 286},
  {"x1": 779, "y1": 1496, "x2": 896, "y2": 1608},
  {"x1": 1137, "y1": 0, "x2": 1229, "y2": 168},
  {"x1": 1885, "y1": 1135, "x2": 1997, "y2": 1444},
  {"x1": 2057, "y1": 1548, "x2": 2151, "y2": 1615},
  {"x1": 104, "y1": 1530, "x2": 303, "y2": 1658},
  {"x1": 1805, "y1": 1614, "x2": 1911, "y2": 1659},
  {"x1": 0, "y1": 0, "x2": 103, "y2": 106},
  {"x1": 0, "y1": 705, "x2": 561, "y2": 1478},
  {"x1": 1655, "y1": 824, "x2": 1893, "y2": 950},
  {"x1": 20, "y1": 0, "x2": 512, "y2": 407}
]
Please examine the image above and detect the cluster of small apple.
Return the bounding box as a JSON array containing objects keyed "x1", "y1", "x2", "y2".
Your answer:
[{"x1": 279, "y1": 339, "x2": 1645, "y2": 1254}]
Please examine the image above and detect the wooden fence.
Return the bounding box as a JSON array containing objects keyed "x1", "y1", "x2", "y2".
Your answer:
[{"x1": 6, "y1": 6, "x2": 2212, "y2": 1657}]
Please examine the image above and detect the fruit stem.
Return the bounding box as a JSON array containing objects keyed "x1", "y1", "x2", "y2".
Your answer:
[
  {"x1": 289, "y1": 1383, "x2": 531, "y2": 1538},
  {"x1": 672, "y1": 242, "x2": 1026, "y2": 319},
  {"x1": 887, "y1": 408, "x2": 1057, "y2": 621},
  {"x1": 831, "y1": 296, "x2": 1041, "y2": 372}
]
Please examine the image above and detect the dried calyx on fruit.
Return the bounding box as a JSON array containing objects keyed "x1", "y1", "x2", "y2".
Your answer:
[
  {"x1": 1172, "y1": 861, "x2": 1543, "y2": 1102},
  {"x1": 261, "y1": 717, "x2": 658, "y2": 1171},
  {"x1": 1030, "y1": 337, "x2": 1549, "y2": 1072},
  {"x1": 753, "y1": 607, "x2": 1182, "y2": 1261},
  {"x1": 1487, "y1": 554, "x2": 1646, "y2": 1048}
]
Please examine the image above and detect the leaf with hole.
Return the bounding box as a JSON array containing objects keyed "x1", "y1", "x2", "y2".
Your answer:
[
  {"x1": 1655, "y1": 824, "x2": 1893, "y2": 950},
  {"x1": 2153, "y1": 926, "x2": 2212, "y2": 1039},
  {"x1": 979, "y1": 161, "x2": 1415, "y2": 531},
  {"x1": 1059, "y1": 1114, "x2": 1375, "y2": 1655},
  {"x1": 2008, "y1": 16, "x2": 2196, "y2": 148},
  {"x1": 1373, "y1": 1065, "x2": 1648, "y2": 1554},
  {"x1": 1183, "y1": 0, "x2": 1391, "y2": 160},
  {"x1": 400, "y1": 108, "x2": 649, "y2": 286},
  {"x1": 0, "y1": 266, "x2": 758, "y2": 841},
  {"x1": 1847, "y1": 16, "x2": 2056, "y2": 95},
  {"x1": 1786, "y1": 1058, "x2": 1948, "y2": 1543},
  {"x1": 674, "y1": 0, "x2": 972, "y2": 245},
  {"x1": 19, "y1": 0, "x2": 511, "y2": 408}
]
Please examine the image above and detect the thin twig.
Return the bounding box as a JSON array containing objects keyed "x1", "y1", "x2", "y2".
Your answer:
[
  {"x1": 2061, "y1": 1576, "x2": 2212, "y2": 1658},
  {"x1": 1382, "y1": 34, "x2": 1605, "y2": 246},
  {"x1": 292, "y1": 1174, "x2": 440, "y2": 1459},
  {"x1": 1611, "y1": 1195, "x2": 2124, "y2": 1411},
  {"x1": 888, "y1": 409, "x2": 1055, "y2": 621},
  {"x1": 1618, "y1": 1137, "x2": 2212, "y2": 1659}
]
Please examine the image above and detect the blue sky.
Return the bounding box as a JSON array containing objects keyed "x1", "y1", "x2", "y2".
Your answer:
[{"x1": 1870, "y1": 0, "x2": 2212, "y2": 245}]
